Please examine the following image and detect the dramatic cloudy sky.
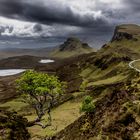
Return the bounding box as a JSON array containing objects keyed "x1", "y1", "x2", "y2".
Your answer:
[{"x1": 0, "y1": 0, "x2": 139, "y2": 48}]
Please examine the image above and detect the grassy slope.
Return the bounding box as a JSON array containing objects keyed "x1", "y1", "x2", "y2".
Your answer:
[
  {"x1": 51, "y1": 24, "x2": 140, "y2": 140},
  {"x1": 28, "y1": 100, "x2": 81, "y2": 139},
  {"x1": 132, "y1": 60, "x2": 140, "y2": 69},
  {"x1": 0, "y1": 25, "x2": 140, "y2": 139},
  {"x1": 0, "y1": 94, "x2": 82, "y2": 139},
  {"x1": 51, "y1": 47, "x2": 94, "y2": 58},
  {"x1": 116, "y1": 24, "x2": 140, "y2": 35}
]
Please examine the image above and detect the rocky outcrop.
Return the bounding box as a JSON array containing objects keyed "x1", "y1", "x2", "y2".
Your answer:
[
  {"x1": 59, "y1": 37, "x2": 91, "y2": 51},
  {"x1": 51, "y1": 37, "x2": 94, "y2": 58},
  {"x1": 112, "y1": 27, "x2": 133, "y2": 41},
  {"x1": 112, "y1": 31, "x2": 133, "y2": 41},
  {"x1": 111, "y1": 24, "x2": 140, "y2": 42}
]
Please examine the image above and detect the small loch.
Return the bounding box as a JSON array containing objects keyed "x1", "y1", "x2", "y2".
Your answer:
[
  {"x1": 39, "y1": 59, "x2": 55, "y2": 64},
  {"x1": 0, "y1": 69, "x2": 26, "y2": 76}
]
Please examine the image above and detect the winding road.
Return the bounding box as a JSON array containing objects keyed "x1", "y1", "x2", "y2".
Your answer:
[{"x1": 129, "y1": 59, "x2": 140, "y2": 72}]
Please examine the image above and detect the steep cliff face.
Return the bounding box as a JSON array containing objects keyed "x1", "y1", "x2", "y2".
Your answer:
[
  {"x1": 112, "y1": 30, "x2": 133, "y2": 41},
  {"x1": 111, "y1": 24, "x2": 140, "y2": 41}
]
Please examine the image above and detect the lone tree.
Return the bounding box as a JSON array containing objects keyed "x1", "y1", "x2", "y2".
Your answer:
[{"x1": 16, "y1": 70, "x2": 66, "y2": 128}]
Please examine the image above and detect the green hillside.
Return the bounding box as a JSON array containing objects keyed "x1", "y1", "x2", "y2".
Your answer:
[
  {"x1": 51, "y1": 24, "x2": 140, "y2": 140},
  {"x1": 0, "y1": 24, "x2": 140, "y2": 140}
]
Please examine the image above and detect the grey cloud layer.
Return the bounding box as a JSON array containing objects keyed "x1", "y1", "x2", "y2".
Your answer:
[
  {"x1": 0, "y1": 0, "x2": 139, "y2": 47},
  {"x1": 0, "y1": 0, "x2": 139, "y2": 28},
  {"x1": 0, "y1": 0, "x2": 111, "y2": 27}
]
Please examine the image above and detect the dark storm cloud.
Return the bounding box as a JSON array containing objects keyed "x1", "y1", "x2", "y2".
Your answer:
[
  {"x1": 125, "y1": 0, "x2": 140, "y2": 11},
  {"x1": 0, "y1": 0, "x2": 139, "y2": 28},
  {"x1": 0, "y1": 26, "x2": 5, "y2": 35},
  {"x1": 0, "y1": 0, "x2": 140, "y2": 48},
  {"x1": 0, "y1": 0, "x2": 24, "y2": 18},
  {"x1": 0, "y1": 0, "x2": 109, "y2": 28},
  {"x1": 33, "y1": 24, "x2": 43, "y2": 32}
]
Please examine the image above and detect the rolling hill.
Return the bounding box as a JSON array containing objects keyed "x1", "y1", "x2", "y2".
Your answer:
[
  {"x1": 50, "y1": 24, "x2": 140, "y2": 140},
  {"x1": 0, "y1": 24, "x2": 140, "y2": 139}
]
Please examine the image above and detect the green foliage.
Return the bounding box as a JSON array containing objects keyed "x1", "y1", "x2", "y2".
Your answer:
[
  {"x1": 16, "y1": 70, "x2": 66, "y2": 128},
  {"x1": 80, "y1": 96, "x2": 95, "y2": 113},
  {"x1": 16, "y1": 70, "x2": 64, "y2": 97},
  {"x1": 16, "y1": 70, "x2": 66, "y2": 105}
]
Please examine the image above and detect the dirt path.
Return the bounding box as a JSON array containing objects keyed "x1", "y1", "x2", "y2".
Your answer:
[{"x1": 129, "y1": 59, "x2": 140, "y2": 72}]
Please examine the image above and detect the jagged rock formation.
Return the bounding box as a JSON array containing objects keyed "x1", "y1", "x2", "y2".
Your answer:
[
  {"x1": 59, "y1": 37, "x2": 91, "y2": 51},
  {"x1": 111, "y1": 24, "x2": 140, "y2": 41},
  {"x1": 50, "y1": 37, "x2": 94, "y2": 58}
]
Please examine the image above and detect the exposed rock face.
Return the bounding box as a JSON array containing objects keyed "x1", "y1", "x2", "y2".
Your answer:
[
  {"x1": 112, "y1": 30, "x2": 133, "y2": 41},
  {"x1": 111, "y1": 24, "x2": 140, "y2": 41},
  {"x1": 50, "y1": 37, "x2": 94, "y2": 58},
  {"x1": 59, "y1": 37, "x2": 91, "y2": 51}
]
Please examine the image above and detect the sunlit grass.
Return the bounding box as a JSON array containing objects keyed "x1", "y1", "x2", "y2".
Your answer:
[
  {"x1": 0, "y1": 97, "x2": 82, "y2": 138},
  {"x1": 27, "y1": 100, "x2": 81, "y2": 138},
  {"x1": 0, "y1": 98, "x2": 28, "y2": 112},
  {"x1": 108, "y1": 39, "x2": 140, "y2": 53},
  {"x1": 51, "y1": 47, "x2": 94, "y2": 58},
  {"x1": 88, "y1": 74, "x2": 127, "y2": 86}
]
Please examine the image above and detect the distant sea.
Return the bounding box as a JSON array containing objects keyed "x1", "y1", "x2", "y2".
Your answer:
[
  {"x1": 0, "y1": 34, "x2": 112, "y2": 50},
  {"x1": 0, "y1": 37, "x2": 65, "y2": 50}
]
